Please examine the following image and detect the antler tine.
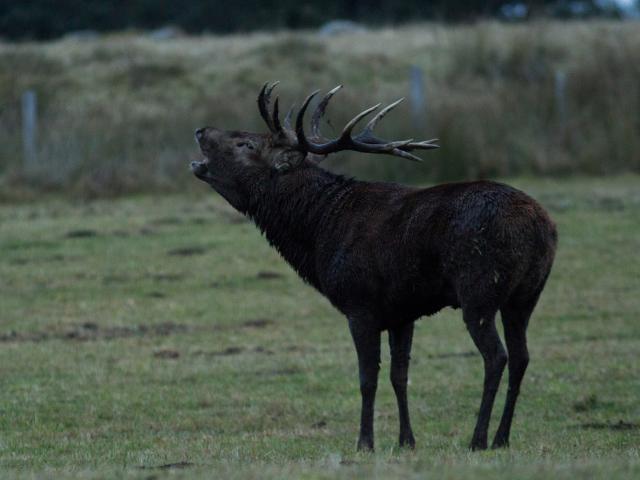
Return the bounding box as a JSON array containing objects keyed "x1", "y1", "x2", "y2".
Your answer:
[
  {"x1": 340, "y1": 103, "x2": 381, "y2": 140},
  {"x1": 268, "y1": 81, "x2": 279, "y2": 91},
  {"x1": 284, "y1": 104, "x2": 295, "y2": 131},
  {"x1": 257, "y1": 82, "x2": 274, "y2": 132},
  {"x1": 311, "y1": 85, "x2": 342, "y2": 141},
  {"x1": 363, "y1": 98, "x2": 404, "y2": 133},
  {"x1": 272, "y1": 96, "x2": 282, "y2": 133},
  {"x1": 295, "y1": 89, "x2": 321, "y2": 151},
  {"x1": 390, "y1": 148, "x2": 424, "y2": 162},
  {"x1": 257, "y1": 81, "x2": 282, "y2": 134},
  {"x1": 401, "y1": 139, "x2": 440, "y2": 150}
]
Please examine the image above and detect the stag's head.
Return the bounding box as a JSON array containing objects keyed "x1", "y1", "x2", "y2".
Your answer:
[{"x1": 191, "y1": 82, "x2": 439, "y2": 209}]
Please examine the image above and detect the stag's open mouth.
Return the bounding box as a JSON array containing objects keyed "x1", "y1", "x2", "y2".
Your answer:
[{"x1": 190, "y1": 160, "x2": 211, "y2": 181}]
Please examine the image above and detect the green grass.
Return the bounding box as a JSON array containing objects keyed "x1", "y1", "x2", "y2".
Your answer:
[{"x1": 1, "y1": 175, "x2": 639, "y2": 478}]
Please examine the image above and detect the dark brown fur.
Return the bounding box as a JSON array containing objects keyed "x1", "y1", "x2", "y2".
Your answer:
[{"x1": 192, "y1": 126, "x2": 557, "y2": 451}]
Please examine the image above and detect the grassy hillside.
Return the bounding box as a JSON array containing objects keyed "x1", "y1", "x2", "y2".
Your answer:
[
  {"x1": 1, "y1": 21, "x2": 640, "y2": 197},
  {"x1": 0, "y1": 175, "x2": 639, "y2": 478}
]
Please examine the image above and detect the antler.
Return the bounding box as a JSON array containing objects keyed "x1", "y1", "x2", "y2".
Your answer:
[
  {"x1": 257, "y1": 82, "x2": 439, "y2": 162},
  {"x1": 257, "y1": 82, "x2": 282, "y2": 134},
  {"x1": 258, "y1": 81, "x2": 298, "y2": 144},
  {"x1": 296, "y1": 87, "x2": 439, "y2": 162}
]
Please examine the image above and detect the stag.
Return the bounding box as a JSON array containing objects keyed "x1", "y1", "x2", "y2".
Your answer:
[{"x1": 191, "y1": 82, "x2": 557, "y2": 451}]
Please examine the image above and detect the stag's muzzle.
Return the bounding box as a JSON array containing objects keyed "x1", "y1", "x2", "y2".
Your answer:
[{"x1": 190, "y1": 160, "x2": 208, "y2": 177}]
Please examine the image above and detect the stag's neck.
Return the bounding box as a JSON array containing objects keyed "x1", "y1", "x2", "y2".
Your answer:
[{"x1": 246, "y1": 164, "x2": 353, "y2": 289}]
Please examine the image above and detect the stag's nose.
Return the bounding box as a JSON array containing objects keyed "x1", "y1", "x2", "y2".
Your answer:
[{"x1": 195, "y1": 128, "x2": 206, "y2": 142}]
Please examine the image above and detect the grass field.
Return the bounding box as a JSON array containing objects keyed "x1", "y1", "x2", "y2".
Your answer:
[{"x1": 1, "y1": 175, "x2": 639, "y2": 478}]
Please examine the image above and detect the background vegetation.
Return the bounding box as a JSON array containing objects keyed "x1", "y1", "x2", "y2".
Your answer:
[
  {"x1": 2, "y1": 1, "x2": 633, "y2": 40},
  {"x1": 1, "y1": 21, "x2": 640, "y2": 198}
]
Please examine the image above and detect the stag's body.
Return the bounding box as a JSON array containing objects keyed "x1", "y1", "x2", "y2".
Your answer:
[
  {"x1": 192, "y1": 83, "x2": 557, "y2": 451},
  {"x1": 250, "y1": 165, "x2": 554, "y2": 326}
]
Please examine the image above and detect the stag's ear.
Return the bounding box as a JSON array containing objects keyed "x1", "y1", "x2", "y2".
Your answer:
[{"x1": 272, "y1": 149, "x2": 306, "y2": 172}]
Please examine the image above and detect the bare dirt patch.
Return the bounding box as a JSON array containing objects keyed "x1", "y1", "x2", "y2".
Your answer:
[
  {"x1": 284, "y1": 345, "x2": 314, "y2": 353},
  {"x1": 242, "y1": 319, "x2": 275, "y2": 328},
  {"x1": 102, "y1": 274, "x2": 131, "y2": 285},
  {"x1": 150, "y1": 216, "x2": 183, "y2": 226},
  {"x1": 146, "y1": 291, "x2": 167, "y2": 298},
  {"x1": 138, "y1": 227, "x2": 157, "y2": 236},
  {"x1": 261, "y1": 367, "x2": 302, "y2": 376},
  {"x1": 213, "y1": 346, "x2": 244, "y2": 356},
  {"x1": 148, "y1": 273, "x2": 184, "y2": 282},
  {"x1": 167, "y1": 246, "x2": 208, "y2": 256},
  {"x1": 5, "y1": 240, "x2": 59, "y2": 250},
  {"x1": 0, "y1": 321, "x2": 190, "y2": 343},
  {"x1": 579, "y1": 420, "x2": 640, "y2": 431},
  {"x1": 139, "y1": 461, "x2": 194, "y2": 470},
  {"x1": 573, "y1": 394, "x2": 615, "y2": 412},
  {"x1": 193, "y1": 345, "x2": 274, "y2": 357},
  {"x1": 1, "y1": 317, "x2": 276, "y2": 344},
  {"x1": 9, "y1": 254, "x2": 74, "y2": 266},
  {"x1": 426, "y1": 351, "x2": 477, "y2": 359},
  {"x1": 65, "y1": 229, "x2": 98, "y2": 238},
  {"x1": 153, "y1": 349, "x2": 180, "y2": 359},
  {"x1": 254, "y1": 346, "x2": 274, "y2": 355},
  {"x1": 102, "y1": 272, "x2": 183, "y2": 285},
  {"x1": 256, "y1": 270, "x2": 284, "y2": 280}
]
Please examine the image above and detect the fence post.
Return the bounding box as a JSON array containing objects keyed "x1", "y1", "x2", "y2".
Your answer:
[
  {"x1": 22, "y1": 90, "x2": 38, "y2": 171},
  {"x1": 554, "y1": 70, "x2": 567, "y2": 127},
  {"x1": 409, "y1": 65, "x2": 426, "y2": 129}
]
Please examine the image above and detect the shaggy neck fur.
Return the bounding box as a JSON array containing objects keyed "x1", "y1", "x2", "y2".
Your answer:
[{"x1": 245, "y1": 162, "x2": 354, "y2": 289}]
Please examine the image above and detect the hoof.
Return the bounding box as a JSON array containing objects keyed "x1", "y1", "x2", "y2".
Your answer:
[
  {"x1": 491, "y1": 437, "x2": 509, "y2": 449},
  {"x1": 357, "y1": 437, "x2": 374, "y2": 452},
  {"x1": 470, "y1": 438, "x2": 488, "y2": 451},
  {"x1": 399, "y1": 433, "x2": 416, "y2": 449}
]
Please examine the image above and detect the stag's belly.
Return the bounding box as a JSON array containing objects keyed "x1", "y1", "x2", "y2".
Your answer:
[
  {"x1": 382, "y1": 276, "x2": 461, "y2": 328},
  {"x1": 318, "y1": 251, "x2": 460, "y2": 327}
]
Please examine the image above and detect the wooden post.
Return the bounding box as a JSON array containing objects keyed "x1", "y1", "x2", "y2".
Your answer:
[
  {"x1": 409, "y1": 65, "x2": 427, "y2": 129},
  {"x1": 555, "y1": 70, "x2": 567, "y2": 127},
  {"x1": 22, "y1": 90, "x2": 38, "y2": 170}
]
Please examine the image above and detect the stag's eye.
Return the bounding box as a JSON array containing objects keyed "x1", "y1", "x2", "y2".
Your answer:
[{"x1": 236, "y1": 141, "x2": 255, "y2": 150}]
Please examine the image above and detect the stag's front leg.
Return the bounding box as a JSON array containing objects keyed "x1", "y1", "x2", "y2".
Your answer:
[
  {"x1": 348, "y1": 316, "x2": 381, "y2": 451},
  {"x1": 389, "y1": 322, "x2": 416, "y2": 448}
]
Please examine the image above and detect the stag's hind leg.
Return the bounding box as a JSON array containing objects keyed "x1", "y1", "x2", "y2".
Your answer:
[
  {"x1": 464, "y1": 307, "x2": 507, "y2": 451},
  {"x1": 389, "y1": 322, "x2": 416, "y2": 448},
  {"x1": 492, "y1": 298, "x2": 538, "y2": 448}
]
